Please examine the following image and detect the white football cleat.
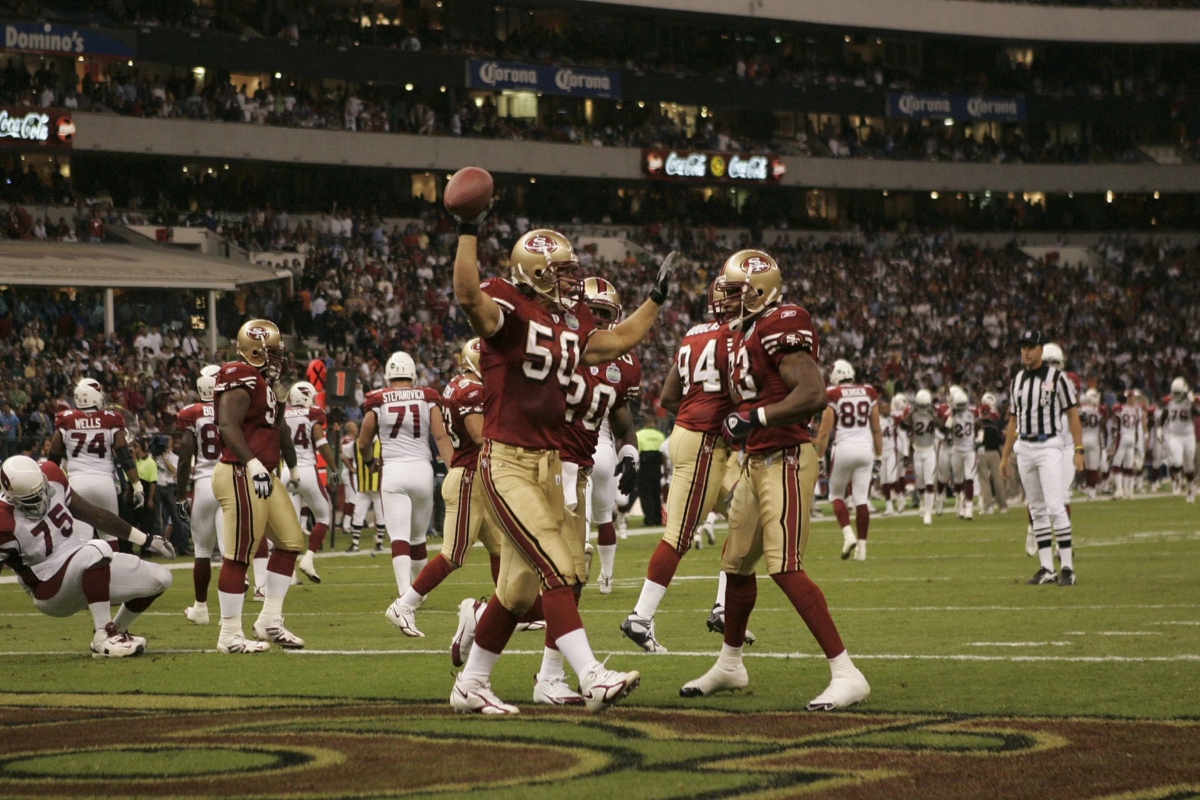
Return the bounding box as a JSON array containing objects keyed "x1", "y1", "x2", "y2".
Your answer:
[
  {"x1": 853, "y1": 540, "x2": 867, "y2": 561},
  {"x1": 252, "y1": 617, "x2": 305, "y2": 649},
  {"x1": 451, "y1": 675, "x2": 518, "y2": 715},
  {"x1": 1025, "y1": 529, "x2": 1037, "y2": 557},
  {"x1": 184, "y1": 604, "x2": 210, "y2": 626},
  {"x1": 91, "y1": 624, "x2": 145, "y2": 659},
  {"x1": 963, "y1": 504, "x2": 974, "y2": 520},
  {"x1": 597, "y1": 574, "x2": 613, "y2": 594},
  {"x1": 217, "y1": 632, "x2": 270, "y2": 654},
  {"x1": 298, "y1": 550, "x2": 321, "y2": 583},
  {"x1": 699, "y1": 518, "x2": 716, "y2": 545},
  {"x1": 578, "y1": 662, "x2": 640, "y2": 713},
  {"x1": 451, "y1": 597, "x2": 483, "y2": 668},
  {"x1": 620, "y1": 612, "x2": 668, "y2": 654},
  {"x1": 840, "y1": 526, "x2": 856, "y2": 560},
  {"x1": 805, "y1": 668, "x2": 871, "y2": 711},
  {"x1": 532, "y1": 674, "x2": 584, "y2": 706},
  {"x1": 252, "y1": 587, "x2": 266, "y2": 602},
  {"x1": 882, "y1": 502, "x2": 897, "y2": 517},
  {"x1": 385, "y1": 600, "x2": 424, "y2": 637},
  {"x1": 680, "y1": 659, "x2": 749, "y2": 697},
  {"x1": 516, "y1": 620, "x2": 546, "y2": 632},
  {"x1": 692, "y1": 532, "x2": 703, "y2": 550},
  {"x1": 922, "y1": 512, "x2": 932, "y2": 526}
]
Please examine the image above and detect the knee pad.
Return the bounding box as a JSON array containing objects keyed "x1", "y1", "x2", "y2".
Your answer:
[{"x1": 497, "y1": 569, "x2": 541, "y2": 617}]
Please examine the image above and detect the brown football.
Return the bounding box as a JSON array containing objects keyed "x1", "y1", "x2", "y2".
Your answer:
[{"x1": 444, "y1": 167, "x2": 494, "y2": 219}]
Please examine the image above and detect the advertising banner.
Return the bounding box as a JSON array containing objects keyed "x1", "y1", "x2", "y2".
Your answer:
[
  {"x1": 642, "y1": 149, "x2": 786, "y2": 183},
  {"x1": 467, "y1": 59, "x2": 620, "y2": 99},
  {"x1": 2, "y1": 21, "x2": 136, "y2": 58},
  {"x1": 0, "y1": 107, "x2": 74, "y2": 148},
  {"x1": 887, "y1": 92, "x2": 1026, "y2": 122}
]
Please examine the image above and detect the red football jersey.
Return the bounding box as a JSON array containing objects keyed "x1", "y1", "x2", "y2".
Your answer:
[
  {"x1": 480, "y1": 278, "x2": 596, "y2": 451},
  {"x1": 673, "y1": 321, "x2": 736, "y2": 436},
  {"x1": 54, "y1": 409, "x2": 126, "y2": 476},
  {"x1": 562, "y1": 353, "x2": 643, "y2": 467},
  {"x1": 214, "y1": 361, "x2": 282, "y2": 470},
  {"x1": 732, "y1": 304, "x2": 820, "y2": 454},
  {"x1": 441, "y1": 375, "x2": 485, "y2": 471}
]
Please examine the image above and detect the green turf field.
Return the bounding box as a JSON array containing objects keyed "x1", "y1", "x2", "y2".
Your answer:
[{"x1": 1, "y1": 495, "x2": 1198, "y2": 799}]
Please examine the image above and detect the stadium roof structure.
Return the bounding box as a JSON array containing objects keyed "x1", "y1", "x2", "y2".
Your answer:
[{"x1": 0, "y1": 240, "x2": 280, "y2": 290}]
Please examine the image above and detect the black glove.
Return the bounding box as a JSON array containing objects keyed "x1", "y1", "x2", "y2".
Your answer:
[
  {"x1": 455, "y1": 200, "x2": 493, "y2": 236},
  {"x1": 872, "y1": 459, "x2": 882, "y2": 482},
  {"x1": 176, "y1": 497, "x2": 191, "y2": 525},
  {"x1": 615, "y1": 455, "x2": 638, "y2": 496},
  {"x1": 649, "y1": 250, "x2": 680, "y2": 305},
  {"x1": 723, "y1": 408, "x2": 765, "y2": 442}
]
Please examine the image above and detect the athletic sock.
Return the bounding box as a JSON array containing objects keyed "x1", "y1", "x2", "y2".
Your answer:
[
  {"x1": 462, "y1": 595, "x2": 517, "y2": 682},
  {"x1": 832, "y1": 499, "x2": 851, "y2": 528},
  {"x1": 722, "y1": 573, "x2": 756, "y2": 647},
  {"x1": 81, "y1": 562, "x2": 111, "y2": 632},
  {"x1": 193, "y1": 558, "x2": 212, "y2": 603},
  {"x1": 633, "y1": 581, "x2": 668, "y2": 621},
  {"x1": 410, "y1": 542, "x2": 428, "y2": 586},
  {"x1": 112, "y1": 604, "x2": 142, "y2": 632},
  {"x1": 217, "y1": 561, "x2": 247, "y2": 627},
  {"x1": 1036, "y1": 530, "x2": 1055, "y2": 571},
  {"x1": 309, "y1": 522, "x2": 328, "y2": 553},
  {"x1": 351, "y1": 525, "x2": 362, "y2": 547},
  {"x1": 1056, "y1": 529, "x2": 1074, "y2": 571},
  {"x1": 598, "y1": 544, "x2": 616, "y2": 578},
  {"x1": 411, "y1": 555, "x2": 455, "y2": 597},
  {"x1": 715, "y1": 569, "x2": 728, "y2": 607},
  {"x1": 391, "y1": 540, "x2": 412, "y2": 597},
  {"x1": 855, "y1": 504, "x2": 870, "y2": 541},
  {"x1": 537, "y1": 646, "x2": 565, "y2": 681},
  {"x1": 258, "y1": 550, "x2": 298, "y2": 621},
  {"x1": 773, "y1": 571, "x2": 845, "y2": 658}
]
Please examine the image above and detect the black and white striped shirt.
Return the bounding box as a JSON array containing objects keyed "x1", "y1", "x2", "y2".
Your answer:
[{"x1": 1008, "y1": 364, "x2": 1077, "y2": 440}]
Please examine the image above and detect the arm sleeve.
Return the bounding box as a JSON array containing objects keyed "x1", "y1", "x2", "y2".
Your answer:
[
  {"x1": 759, "y1": 307, "x2": 818, "y2": 367},
  {"x1": 1058, "y1": 372, "x2": 1078, "y2": 410}
]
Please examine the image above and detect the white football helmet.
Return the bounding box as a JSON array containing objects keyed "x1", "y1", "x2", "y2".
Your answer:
[
  {"x1": 196, "y1": 365, "x2": 220, "y2": 402},
  {"x1": 74, "y1": 378, "x2": 104, "y2": 410},
  {"x1": 1084, "y1": 388, "x2": 1101, "y2": 405},
  {"x1": 0, "y1": 456, "x2": 51, "y2": 520},
  {"x1": 830, "y1": 359, "x2": 855, "y2": 385},
  {"x1": 914, "y1": 389, "x2": 933, "y2": 410},
  {"x1": 1171, "y1": 377, "x2": 1189, "y2": 399},
  {"x1": 949, "y1": 385, "x2": 969, "y2": 411},
  {"x1": 288, "y1": 381, "x2": 317, "y2": 408},
  {"x1": 385, "y1": 351, "x2": 417, "y2": 382},
  {"x1": 1042, "y1": 343, "x2": 1065, "y2": 369},
  {"x1": 981, "y1": 392, "x2": 997, "y2": 409},
  {"x1": 891, "y1": 393, "x2": 909, "y2": 414}
]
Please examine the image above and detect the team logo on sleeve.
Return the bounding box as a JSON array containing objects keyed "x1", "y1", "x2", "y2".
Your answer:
[
  {"x1": 564, "y1": 313, "x2": 579, "y2": 331},
  {"x1": 524, "y1": 235, "x2": 559, "y2": 254},
  {"x1": 606, "y1": 365, "x2": 622, "y2": 384}
]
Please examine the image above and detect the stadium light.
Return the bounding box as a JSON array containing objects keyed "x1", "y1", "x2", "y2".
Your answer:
[
  {"x1": 930, "y1": 192, "x2": 939, "y2": 199},
  {"x1": 275, "y1": 72, "x2": 282, "y2": 79},
  {"x1": 882, "y1": 190, "x2": 888, "y2": 196},
  {"x1": 1106, "y1": 191, "x2": 1114, "y2": 203},
  {"x1": 944, "y1": 119, "x2": 954, "y2": 126},
  {"x1": 405, "y1": 83, "x2": 413, "y2": 91},
  {"x1": 1154, "y1": 191, "x2": 1160, "y2": 199}
]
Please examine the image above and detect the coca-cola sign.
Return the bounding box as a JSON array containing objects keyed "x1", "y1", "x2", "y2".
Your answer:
[
  {"x1": 643, "y1": 149, "x2": 785, "y2": 183},
  {"x1": 0, "y1": 107, "x2": 74, "y2": 147}
]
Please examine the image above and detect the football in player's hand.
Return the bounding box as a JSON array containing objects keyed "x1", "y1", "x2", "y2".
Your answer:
[{"x1": 444, "y1": 167, "x2": 494, "y2": 219}]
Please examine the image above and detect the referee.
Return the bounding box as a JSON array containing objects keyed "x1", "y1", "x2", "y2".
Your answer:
[{"x1": 1000, "y1": 331, "x2": 1085, "y2": 586}]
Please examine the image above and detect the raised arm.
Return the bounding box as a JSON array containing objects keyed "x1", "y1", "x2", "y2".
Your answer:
[
  {"x1": 581, "y1": 252, "x2": 679, "y2": 366},
  {"x1": 453, "y1": 234, "x2": 502, "y2": 339}
]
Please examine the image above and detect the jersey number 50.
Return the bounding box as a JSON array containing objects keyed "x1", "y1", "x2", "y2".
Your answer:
[{"x1": 524, "y1": 322, "x2": 581, "y2": 387}]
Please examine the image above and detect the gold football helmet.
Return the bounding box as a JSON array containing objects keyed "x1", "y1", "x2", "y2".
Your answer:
[
  {"x1": 510, "y1": 229, "x2": 582, "y2": 306},
  {"x1": 582, "y1": 277, "x2": 621, "y2": 329},
  {"x1": 461, "y1": 338, "x2": 482, "y2": 379},
  {"x1": 715, "y1": 249, "x2": 783, "y2": 321},
  {"x1": 236, "y1": 319, "x2": 288, "y2": 382},
  {"x1": 707, "y1": 275, "x2": 737, "y2": 323}
]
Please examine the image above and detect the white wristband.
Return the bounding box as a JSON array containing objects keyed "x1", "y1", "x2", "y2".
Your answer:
[
  {"x1": 618, "y1": 444, "x2": 638, "y2": 463},
  {"x1": 245, "y1": 458, "x2": 266, "y2": 477},
  {"x1": 128, "y1": 528, "x2": 148, "y2": 546},
  {"x1": 314, "y1": 438, "x2": 328, "y2": 449},
  {"x1": 755, "y1": 407, "x2": 768, "y2": 427}
]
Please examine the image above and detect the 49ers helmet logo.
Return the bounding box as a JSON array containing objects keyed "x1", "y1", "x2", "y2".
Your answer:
[
  {"x1": 744, "y1": 256, "x2": 774, "y2": 273},
  {"x1": 524, "y1": 235, "x2": 559, "y2": 255},
  {"x1": 245, "y1": 326, "x2": 272, "y2": 342}
]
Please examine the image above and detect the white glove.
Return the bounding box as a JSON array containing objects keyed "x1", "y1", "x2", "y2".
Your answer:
[
  {"x1": 147, "y1": 535, "x2": 176, "y2": 560},
  {"x1": 131, "y1": 483, "x2": 145, "y2": 509},
  {"x1": 246, "y1": 458, "x2": 273, "y2": 499},
  {"x1": 286, "y1": 475, "x2": 301, "y2": 494}
]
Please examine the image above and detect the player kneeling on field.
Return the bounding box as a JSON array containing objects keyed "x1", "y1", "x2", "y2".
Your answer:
[{"x1": 0, "y1": 456, "x2": 175, "y2": 658}]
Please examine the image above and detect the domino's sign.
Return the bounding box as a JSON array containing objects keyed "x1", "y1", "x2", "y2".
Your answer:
[
  {"x1": 2, "y1": 21, "x2": 136, "y2": 58},
  {"x1": 888, "y1": 92, "x2": 1026, "y2": 122},
  {"x1": 468, "y1": 59, "x2": 620, "y2": 99}
]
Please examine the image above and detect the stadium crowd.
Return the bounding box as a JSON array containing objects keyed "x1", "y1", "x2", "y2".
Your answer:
[{"x1": 1, "y1": 208, "x2": 1196, "y2": 448}]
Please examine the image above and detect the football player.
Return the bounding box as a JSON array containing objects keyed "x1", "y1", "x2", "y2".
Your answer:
[
  {"x1": 1078, "y1": 388, "x2": 1107, "y2": 500},
  {"x1": 176, "y1": 365, "x2": 223, "y2": 625},
  {"x1": 815, "y1": 360, "x2": 881, "y2": 560},
  {"x1": 283, "y1": 381, "x2": 338, "y2": 584},
  {"x1": 890, "y1": 393, "x2": 911, "y2": 511},
  {"x1": 943, "y1": 386, "x2": 978, "y2": 521},
  {"x1": 878, "y1": 397, "x2": 898, "y2": 516},
  {"x1": 0, "y1": 455, "x2": 174, "y2": 657},
  {"x1": 1160, "y1": 377, "x2": 1197, "y2": 502},
  {"x1": 211, "y1": 319, "x2": 306, "y2": 653},
  {"x1": 681, "y1": 250, "x2": 869, "y2": 711},
  {"x1": 909, "y1": 389, "x2": 940, "y2": 525},
  {"x1": 449, "y1": 213, "x2": 675, "y2": 714},
  {"x1": 577, "y1": 279, "x2": 642, "y2": 596},
  {"x1": 48, "y1": 379, "x2": 143, "y2": 550},
  {"x1": 622, "y1": 277, "x2": 738, "y2": 654},
  {"x1": 1110, "y1": 392, "x2": 1142, "y2": 500},
  {"x1": 358, "y1": 352, "x2": 452, "y2": 635}
]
